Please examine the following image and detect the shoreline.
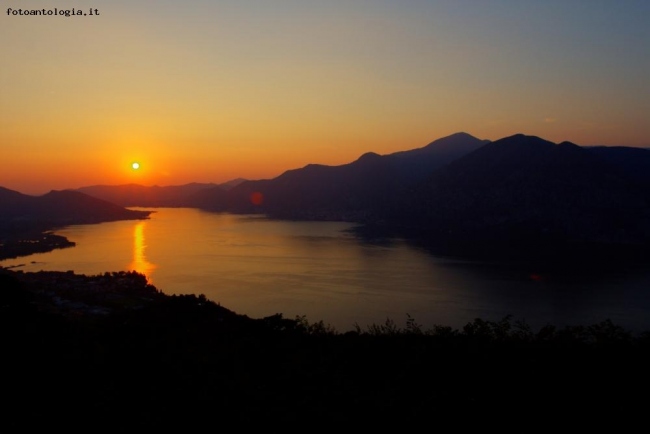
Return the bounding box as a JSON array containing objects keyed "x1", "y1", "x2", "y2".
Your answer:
[
  {"x1": 2, "y1": 266, "x2": 650, "y2": 427},
  {"x1": 0, "y1": 230, "x2": 75, "y2": 261}
]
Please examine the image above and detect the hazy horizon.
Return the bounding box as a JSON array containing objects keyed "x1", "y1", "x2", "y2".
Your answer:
[
  {"x1": 4, "y1": 129, "x2": 650, "y2": 197},
  {"x1": 2, "y1": 1, "x2": 648, "y2": 194},
  {"x1": 0, "y1": 131, "x2": 516, "y2": 195}
]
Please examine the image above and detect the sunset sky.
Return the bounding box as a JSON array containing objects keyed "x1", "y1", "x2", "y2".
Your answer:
[{"x1": 2, "y1": 0, "x2": 648, "y2": 195}]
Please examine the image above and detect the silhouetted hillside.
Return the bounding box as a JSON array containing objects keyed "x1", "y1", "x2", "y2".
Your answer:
[
  {"x1": 74, "y1": 180, "x2": 246, "y2": 207},
  {"x1": 217, "y1": 177, "x2": 248, "y2": 190},
  {"x1": 0, "y1": 187, "x2": 151, "y2": 259},
  {"x1": 389, "y1": 134, "x2": 650, "y2": 258},
  {"x1": 588, "y1": 146, "x2": 650, "y2": 196},
  {"x1": 0, "y1": 186, "x2": 25, "y2": 202},
  {"x1": 0, "y1": 187, "x2": 150, "y2": 227},
  {"x1": 191, "y1": 132, "x2": 489, "y2": 219},
  {"x1": 387, "y1": 131, "x2": 491, "y2": 182}
]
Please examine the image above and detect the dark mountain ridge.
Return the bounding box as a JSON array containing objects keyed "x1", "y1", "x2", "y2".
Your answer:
[
  {"x1": 388, "y1": 134, "x2": 650, "y2": 259},
  {"x1": 0, "y1": 188, "x2": 151, "y2": 259},
  {"x1": 190, "y1": 132, "x2": 490, "y2": 219},
  {"x1": 74, "y1": 179, "x2": 246, "y2": 208},
  {"x1": 5, "y1": 132, "x2": 649, "y2": 261},
  {"x1": 388, "y1": 131, "x2": 492, "y2": 182},
  {"x1": 0, "y1": 188, "x2": 150, "y2": 227},
  {"x1": 588, "y1": 146, "x2": 650, "y2": 194}
]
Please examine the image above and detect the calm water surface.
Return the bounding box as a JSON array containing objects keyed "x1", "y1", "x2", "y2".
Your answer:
[{"x1": 3, "y1": 208, "x2": 650, "y2": 333}]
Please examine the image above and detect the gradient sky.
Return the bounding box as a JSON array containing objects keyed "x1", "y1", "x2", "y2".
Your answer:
[{"x1": 2, "y1": 0, "x2": 649, "y2": 194}]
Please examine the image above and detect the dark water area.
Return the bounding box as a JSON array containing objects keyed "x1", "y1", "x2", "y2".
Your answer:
[{"x1": 2, "y1": 208, "x2": 650, "y2": 333}]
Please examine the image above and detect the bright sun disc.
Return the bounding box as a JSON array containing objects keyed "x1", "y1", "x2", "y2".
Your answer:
[{"x1": 131, "y1": 162, "x2": 140, "y2": 170}]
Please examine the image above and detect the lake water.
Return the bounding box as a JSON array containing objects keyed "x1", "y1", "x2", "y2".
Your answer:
[{"x1": 3, "y1": 207, "x2": 650, "y2": 333}]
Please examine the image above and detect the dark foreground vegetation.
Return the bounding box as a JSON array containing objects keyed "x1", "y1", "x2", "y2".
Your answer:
[{"x1": 2, "y1": 268, "x2": 650, "y2": 429}]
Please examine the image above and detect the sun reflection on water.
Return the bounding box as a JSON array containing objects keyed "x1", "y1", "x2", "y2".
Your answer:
[{"x1": 128, "y1": 221, "x2": 156, "y2": 282}]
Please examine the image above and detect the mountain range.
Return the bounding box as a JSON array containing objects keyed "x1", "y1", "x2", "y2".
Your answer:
[
  {"x1": 0, "y1": 188, "x2": 150, "y2": 231},
  {"x1": 187, "y1": 132, "x2": 490, "y2": 219},
  {"x1": 0, "y1": 187, "x2": 151, "y2": 260},
  {"x1": 74, "y1": 179, "x2": 247, "y2": 208},
  {"x1": 393, "y1": 134, "x2": 650, "y2": 258},
  {"x1": 2, "y1": 132, "x2": 650, "y2": 258},
  {"x1": 177, "y1": 132, "x2": 650, "y2": 253}
]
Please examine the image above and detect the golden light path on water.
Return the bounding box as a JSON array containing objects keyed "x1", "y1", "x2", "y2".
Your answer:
[
  {"x1": 128, "y1": 221, "x2": 156, "y2": 282},
  {"x1": 3, "y1": 208, "x2": 650, "y2": 333}
]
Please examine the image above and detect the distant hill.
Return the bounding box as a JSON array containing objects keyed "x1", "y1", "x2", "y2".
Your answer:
[
  {"x1": 588, "y1": 146, "x2": 650, "y2": 195},
  {"x1": 217, "y1": 178, "x2": 248, "y2": 191},
  {"x1": 392, "y1": 134, "x2": 650, "y2": 257},
  {"x1": 7, "y1": 131, "x2": 649, "y2": 259},
  {"x1": 0, "y1": 186, "x2": 152, "y2": 259},
  {"x1": 189, "y1": 133, "x2": 650, "y2": 255},
  {"x1": 386, "y1": 131, "x2": 492, "y2": 183},
  {"x1": 0, "y1": 187, "x2": 150, "y2": 231},
  {"x1": 190, "y1": 132, "x2": 490, "y2": 219},
  {"x1": 74, "y1": 179, "x2": 246, "y2": 207}
]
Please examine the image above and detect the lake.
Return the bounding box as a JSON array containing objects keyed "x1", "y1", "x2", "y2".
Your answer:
[{"x1": 3, "y1": 207, "x2": 650, "y2": 333}]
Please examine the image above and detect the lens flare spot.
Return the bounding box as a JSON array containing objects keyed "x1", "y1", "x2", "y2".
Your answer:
[
  {"x1": 530, "y1": 273, "x2": 543, "y2": 282},
  {"x1": 250, "y1": 191, "x2": 263, "y2": 205}
]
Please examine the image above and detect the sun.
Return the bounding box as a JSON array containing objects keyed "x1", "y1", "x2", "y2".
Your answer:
[{"x1": 131, "y1": 162, "x2": 141, "y2": 170}]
